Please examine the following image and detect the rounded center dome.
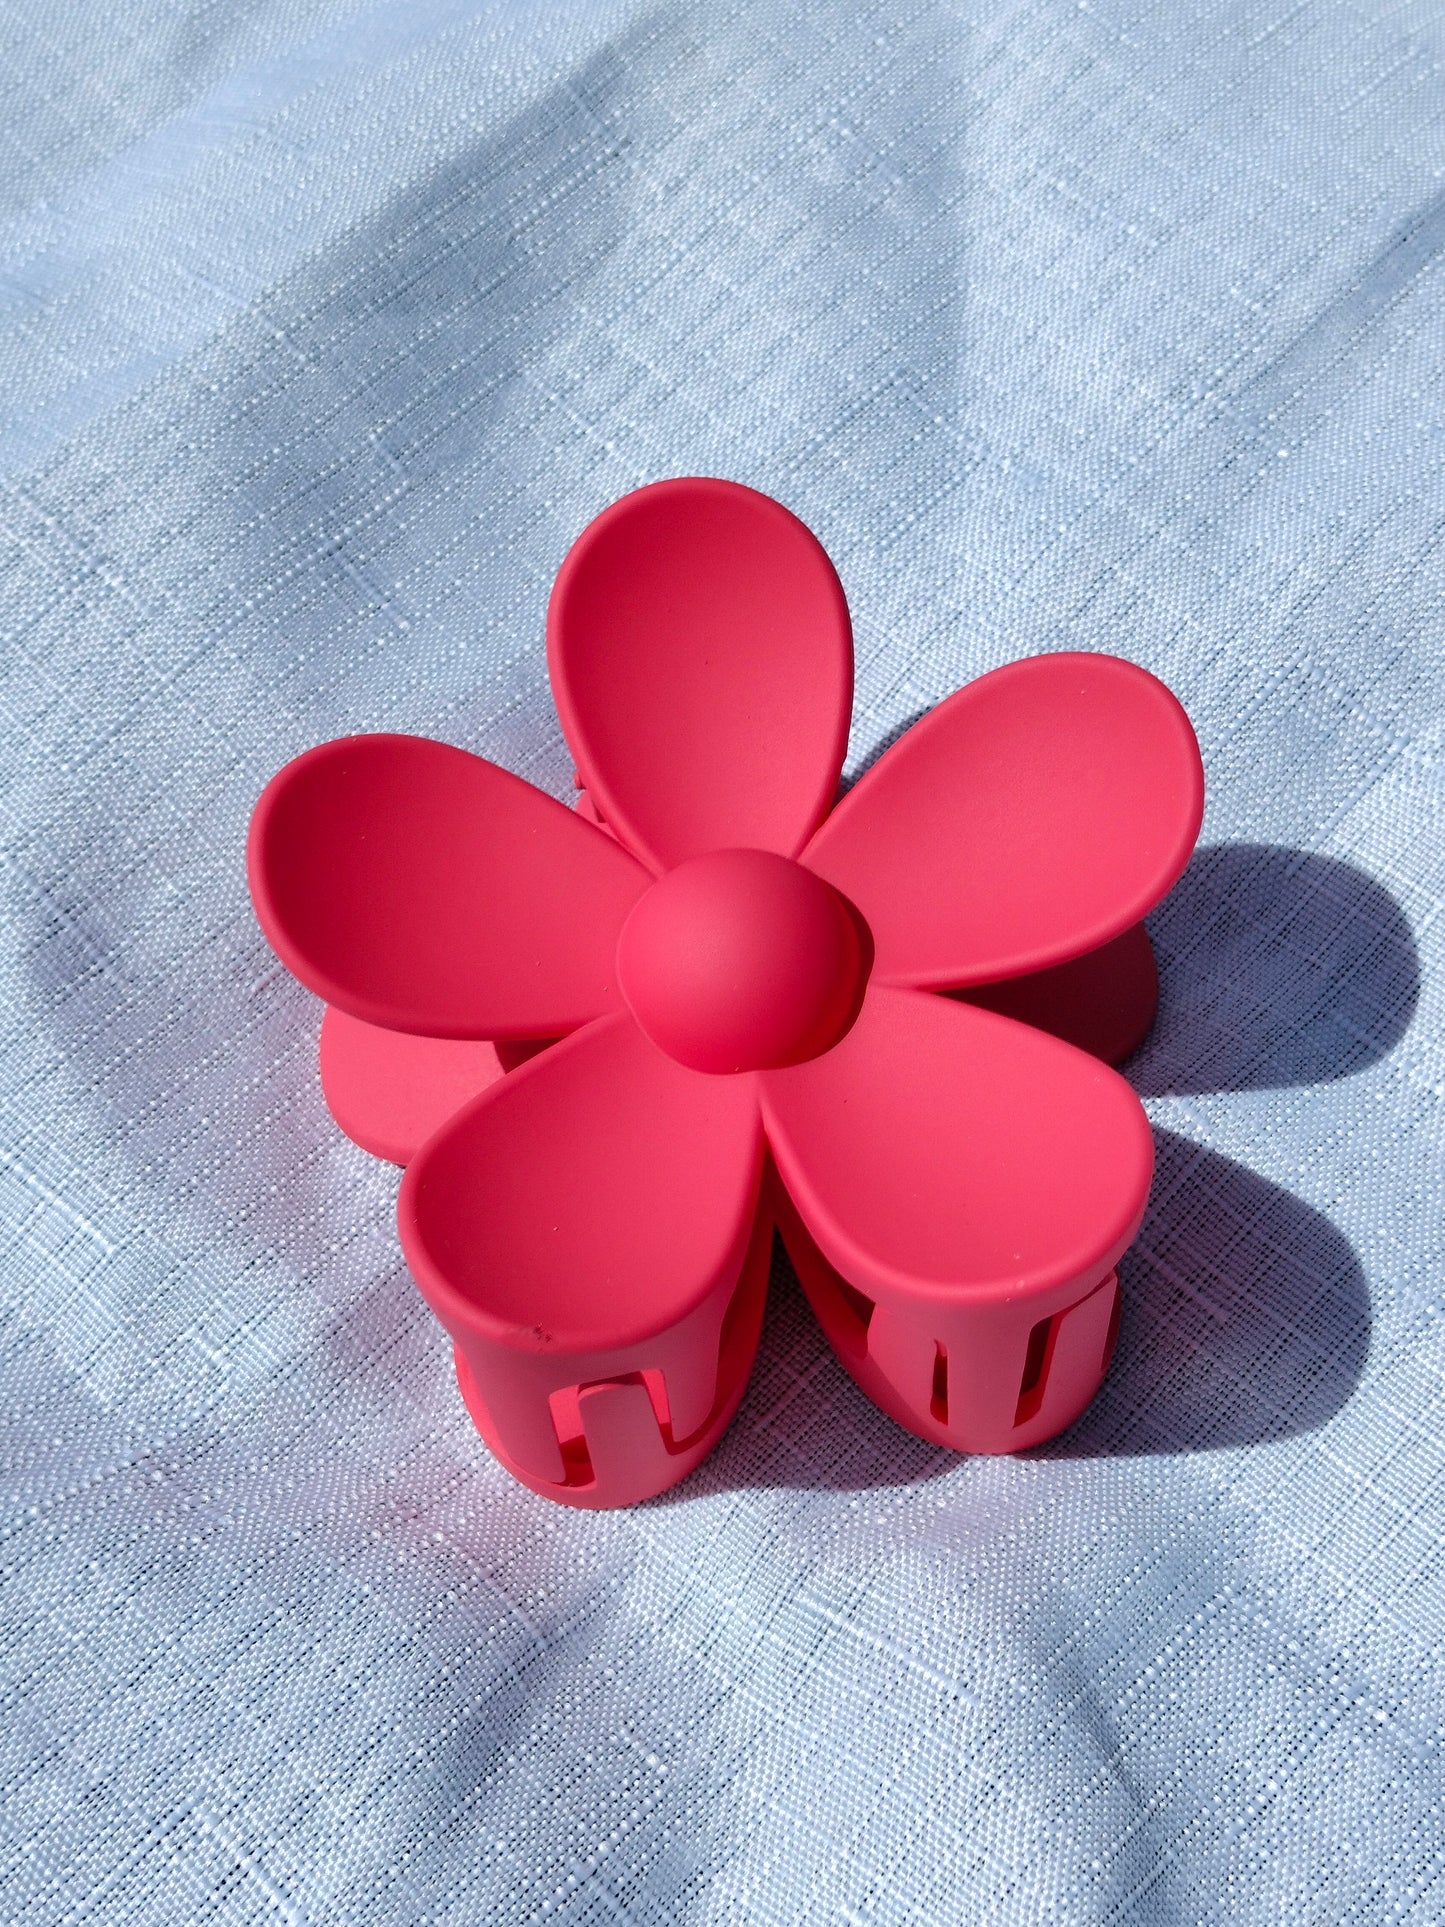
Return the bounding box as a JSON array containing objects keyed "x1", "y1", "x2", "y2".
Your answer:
[{"x1": 616, "y1": 849, "x2": 864, "y2": 1074}]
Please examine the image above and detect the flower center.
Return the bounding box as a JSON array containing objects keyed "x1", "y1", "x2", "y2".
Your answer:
[{"x1": 616, "y1": 848, "x2": 864, "y2": 1074}]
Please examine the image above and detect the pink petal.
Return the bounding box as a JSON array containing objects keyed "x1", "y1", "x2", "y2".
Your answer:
[
  {"x1": 804, "y1": 653, "x2": 1203, "y2": 987},
  {"x1": 248, "y1": 734, "x2": 651, "y2": 1039},
  {"x1": 760, "y1": 987, "x2": 1152, "y2": 1450},
  {"x1": 318, "y1": 1007, "x2": 552, "y2": 1166},
  {"x1": 762, "y1": 986, "x2": 1151, "y2": 1295},
  {"x1": 548, "y1": 479, "x2": 852, "y2": 871},
  {"x1": 398, "y1": 1015, "x2": 766, "y2": 1500}
]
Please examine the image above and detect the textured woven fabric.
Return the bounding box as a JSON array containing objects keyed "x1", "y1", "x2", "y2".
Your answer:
[{"x1": 2, "y1": 2, "x2": 1443, "y2": 1920}]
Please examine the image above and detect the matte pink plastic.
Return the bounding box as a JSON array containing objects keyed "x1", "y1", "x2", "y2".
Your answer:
[
  {"x1": 398, "y1": 1016, "x2": 767, "y2": 1503},
  {"x1": 804, "y1": 653, "x2": 1203, "y2": 987},
  {"x1": 247, "y1": 733, "x2": 650, "y2": 1038},
  {"x1": 319, "y1": 1008, "x2": 551, "y2": 1167},
  {"x1": 762, "y1": 988, "x2": 1151, "y2": 1305},
  {"x1": 761, "y1": 988, "x2": 1150, "y2": 1450},
  {"x1": 246, "y1": 476, "x2": 1205, "y2": 1509},
  {"x1": 548, "y1": 478, "x2": 853, "y2": 872},
  {"x1": 616, "y1": 849, "x2": 863, "y2": 1074}
]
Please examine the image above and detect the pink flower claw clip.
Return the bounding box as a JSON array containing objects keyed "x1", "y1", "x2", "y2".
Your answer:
[{"x1": 247, "y1": 478, "x2": 1204, "y2": 1507}]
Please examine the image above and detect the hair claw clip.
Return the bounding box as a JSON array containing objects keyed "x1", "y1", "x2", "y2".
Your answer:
[{"x1": 248, "y1": 478, "x2": 1203, "y2": 1506}]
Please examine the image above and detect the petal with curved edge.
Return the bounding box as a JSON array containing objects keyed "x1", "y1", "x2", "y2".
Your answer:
[
  {"x1": 248, "y1": 735, "x2": 651, "y2": 1038},
  {"x1": 399, "y1": 1015, "x2": 765, "y2": 1501},
  {"x1": 761, "y1": 987, "x2": 1152, "y2": 1302},
  {"x1": 804, "y1": 653, "x2": 1203, "y2": 987},
  {"x1": 548, "y1": 478, "x2": 852, "y2": 871},
  {"x1": 318, "y1": 1006, "x2": 553, "y2": 1167},
  {"x1": 761, "y1": 988, "x2": 1151, "y2": 1452}
]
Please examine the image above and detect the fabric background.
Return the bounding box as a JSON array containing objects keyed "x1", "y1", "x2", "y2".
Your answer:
[{"x1": 2, "y1": 2, "x2": 1442, "y2": 1920}]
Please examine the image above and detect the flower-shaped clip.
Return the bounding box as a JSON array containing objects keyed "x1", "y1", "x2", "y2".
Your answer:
[{"x1": 248, "y1": 479, "x2": 1203, "y2": 1507}]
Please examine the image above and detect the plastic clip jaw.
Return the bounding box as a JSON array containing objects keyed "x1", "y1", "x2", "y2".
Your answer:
[
  {"x1": 449, "y1": 1191, "x2": 775, "y2": 1509},
  {"x1": 772, "y1": 1174, "x2": 1121, "y2": 1454}
]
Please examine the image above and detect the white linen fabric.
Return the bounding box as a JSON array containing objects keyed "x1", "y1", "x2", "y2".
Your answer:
[{"x1": 2, "y1": 2, "x2": 1443, "y2": 1920}]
